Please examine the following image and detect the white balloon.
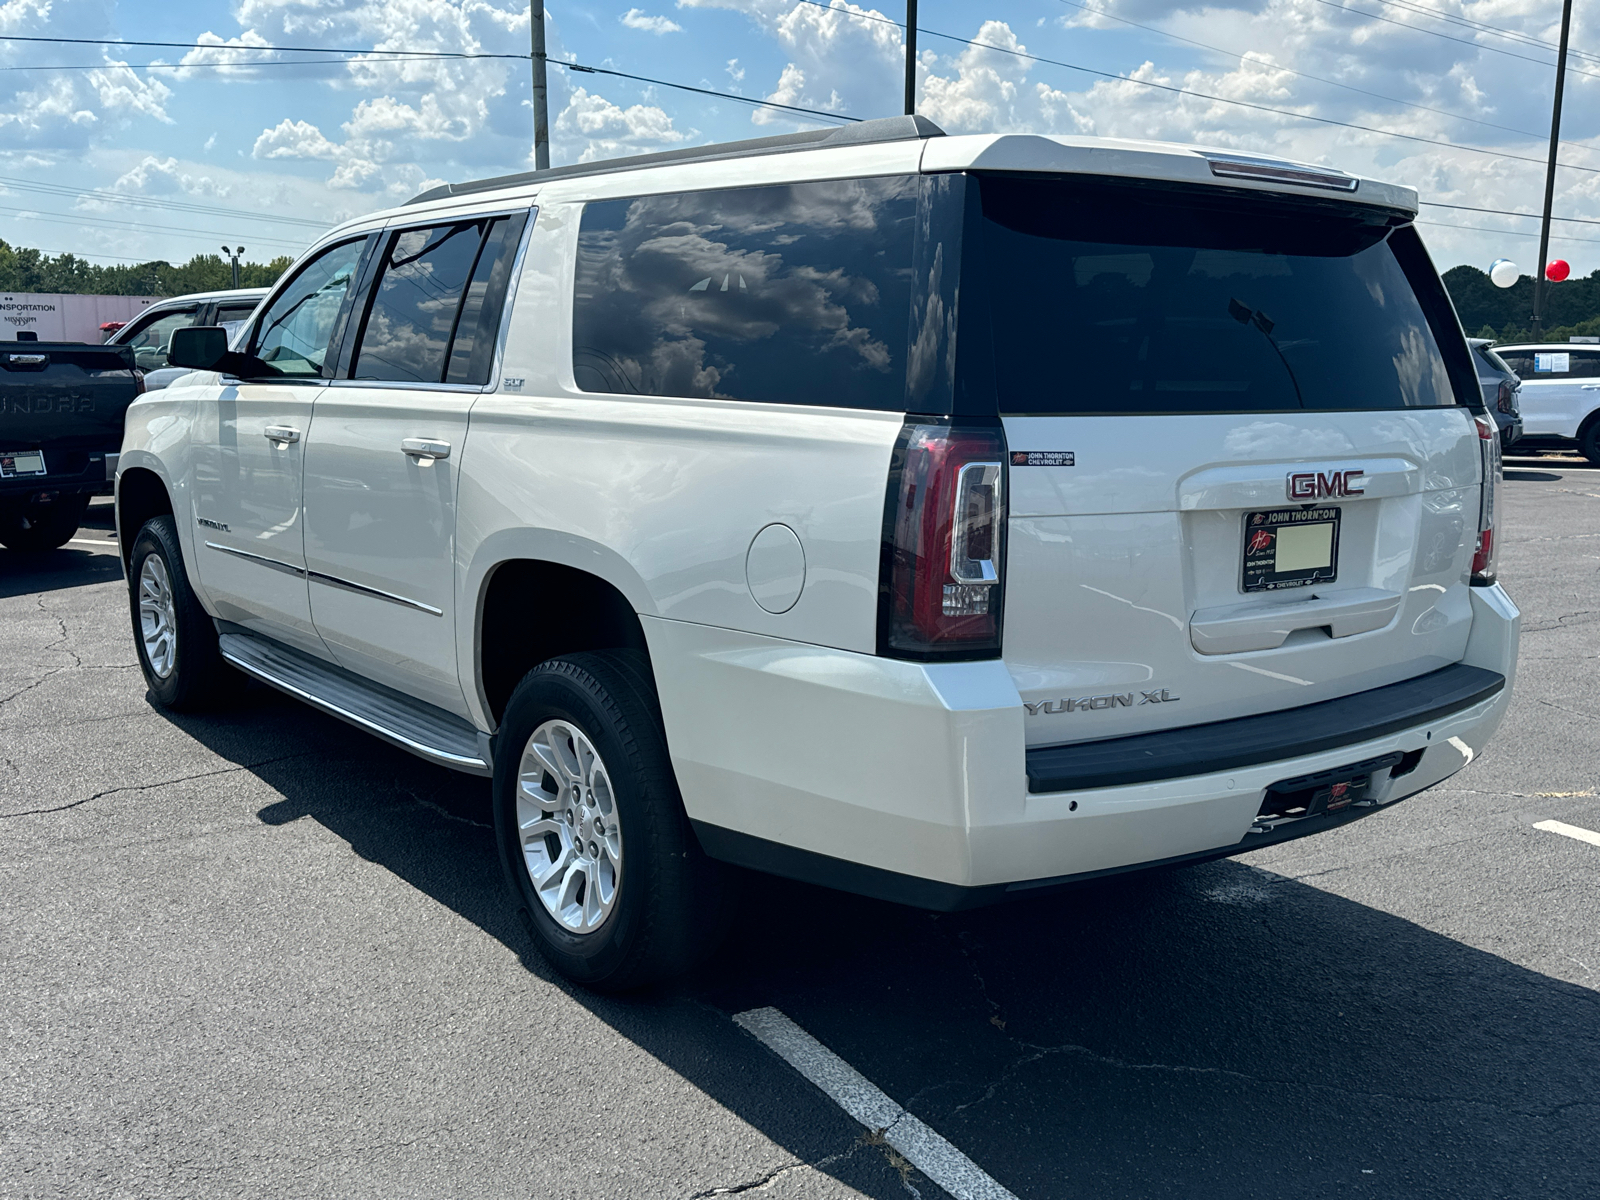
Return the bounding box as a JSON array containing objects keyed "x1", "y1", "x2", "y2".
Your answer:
[{"x1": 1489, "y1": 259, "x2": 1519, "y2": 289}]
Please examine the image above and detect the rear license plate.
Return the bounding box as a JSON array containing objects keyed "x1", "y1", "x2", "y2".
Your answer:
[
  {"x1": 1242, "y1": 507, "x2": 1340, "y2": 592},
  {"x1": 0, "y1": 450, "x2": 46, "y2": 478}
]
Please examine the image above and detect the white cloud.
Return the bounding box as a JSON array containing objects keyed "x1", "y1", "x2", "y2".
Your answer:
[
  {"x1": 253, "y1": 118, "x2": 342, "y2": 160},
  {"x1": 112, "y1": 155, "x2": 231, "y2": 198},
  {"x1": 175, "y1": 30, "x2": 277, "y2": 78},
  {"x1": 726, "y1": 57, "x2": 745, "y2": 83},
  {"x1": 620, "y1": 8, "x2": 682, "y2": 34},
  {"x1": 555, "y1": 86, "x2": 686, "y2": 161}
]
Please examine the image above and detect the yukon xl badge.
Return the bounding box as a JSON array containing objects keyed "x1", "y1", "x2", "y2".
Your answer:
[
  {"x1": 1026, "y1": 689, "x2": 1179, "y2": 715},
  {"x1": 1288, "y1": 469, "x2": 1364, "y2": 500}
]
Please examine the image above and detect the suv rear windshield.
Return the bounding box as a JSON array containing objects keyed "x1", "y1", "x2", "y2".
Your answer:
[{"x1": 975, "y1": 176, "x2": 1460, "y2": 414}]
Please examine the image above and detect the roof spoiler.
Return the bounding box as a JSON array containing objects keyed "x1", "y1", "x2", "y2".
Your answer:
[{"x1": 406, "y1": 114, "x2": 946, "y2": 206}]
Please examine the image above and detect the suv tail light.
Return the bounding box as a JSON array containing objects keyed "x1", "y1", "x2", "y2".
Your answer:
[
  {"x1": 1496, "y1": 379, "x2": 1514, "y2": 414},
  {"x1": 1472, "y1": 415, "x2": 1500, "y2": 585},
  {"x1": 879, "y1": 419, "x2": 1008, "y2": 659}
]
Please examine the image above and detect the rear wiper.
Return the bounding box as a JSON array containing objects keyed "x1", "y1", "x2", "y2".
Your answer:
[{"x1": 1229, "y1": 298, "x2": 1305, "y2": 407}]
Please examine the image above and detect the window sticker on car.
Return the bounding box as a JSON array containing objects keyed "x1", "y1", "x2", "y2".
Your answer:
[
  {"x1": 1010, "y1": 451, "x2": 1075, "y2": 466},
  {"x1": 1535, "y1": 352, "x2": 1570, "y2": 373}
]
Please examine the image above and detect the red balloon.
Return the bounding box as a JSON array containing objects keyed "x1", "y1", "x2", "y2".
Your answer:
[{"x1": 1546, "y1": 259, "x2": 1571, "y2": 282}]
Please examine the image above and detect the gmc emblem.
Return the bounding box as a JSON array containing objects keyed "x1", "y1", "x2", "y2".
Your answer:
[{"x1": 1287, "y1": 469, "x2": 1364, "y2": 501}]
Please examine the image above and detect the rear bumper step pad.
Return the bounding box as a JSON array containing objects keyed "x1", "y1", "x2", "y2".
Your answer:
[{"x1": 1026, "y1": 662, "x2": 1505, "y2": 794}]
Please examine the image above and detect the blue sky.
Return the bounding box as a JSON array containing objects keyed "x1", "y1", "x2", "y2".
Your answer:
[{"x1": 0, "y1": 0, "x2": 1596, "y2": 279}]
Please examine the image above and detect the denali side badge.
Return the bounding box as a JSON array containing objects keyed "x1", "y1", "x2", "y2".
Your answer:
[
  {"x1": 1288, "y1": 469, "x2": 1364, "y2": 500},
  {"x1": 1025, "y1": 689, "x2": 1179, "y2": 715},
  {"x1": 196, "y1": 516, "x2": 229, "y2": 531}
]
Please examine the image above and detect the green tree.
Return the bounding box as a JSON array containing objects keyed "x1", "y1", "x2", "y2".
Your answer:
[{"x1": 0, "y1": 239, "x2": 294, "y2": 296}]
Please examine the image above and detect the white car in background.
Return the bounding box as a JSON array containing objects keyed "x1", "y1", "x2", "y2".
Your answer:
[
  {"x1": 108, "y1": 288, "x2": 269, "y2": 391},
  {"x1": 1493, "y1": 343, "x2": 1600, "y2": 463}
]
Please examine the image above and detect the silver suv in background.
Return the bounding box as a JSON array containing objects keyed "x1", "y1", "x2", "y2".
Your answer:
[
  {"x1": 108, "y1": 288, "x2": 268, "y2": 391},
  {"x1": 1469, "y1": 339, "x2": 1522, "y2": 451}
]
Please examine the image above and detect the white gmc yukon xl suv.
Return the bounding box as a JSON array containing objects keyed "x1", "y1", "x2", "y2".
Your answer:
[{"x1": 118, "y1": 116, "x2": 1520, "y2": 989}]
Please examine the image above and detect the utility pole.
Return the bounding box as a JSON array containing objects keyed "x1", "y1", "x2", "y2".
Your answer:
[
  {"x1": 1532, "y1": 0, "x2": 1573, "y2": 338},
  {"x1": 904, "y1": 0, "x2": 917, "y2": 115},
  {"x1": 221, "y1": 245, "x2": 244, "y2": 288},
  {"x1": 531, "y1": 0, "x2": 550, "y2": 170}
]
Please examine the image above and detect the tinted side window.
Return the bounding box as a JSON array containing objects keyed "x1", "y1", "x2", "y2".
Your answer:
[
  {"x1": 352, "y1": 223, "x2": 486, "y2": 383},
  {"x1": 122, "y1": 308, "x2": 196, "y2": 370},
  {"x1": 1571, "y1": 351, "x2": 1600, "y2": 378},
  {"x1": 1499, "y1": 353, "x2": 1534, "y2": 378},
  {"x1": 214, "y1": 304, "x2": 259, "y2": 325},
  {"x1": 572, "y1": 177, "x2": 917, "y2": 409},
  {"x1": 446, "y1": 212, "x2": 528, "y2": 385},
  {"x1": 252, "y1": 239, "x2": 366, "y2": 377}
]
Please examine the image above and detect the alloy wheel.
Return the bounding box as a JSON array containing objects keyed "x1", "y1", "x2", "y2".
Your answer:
[
  {"x1": 515, "y1": 719, "x2": 622, "y2": 933},
  {"x1": 138, "y1": 554, "x2": 177, "y2": 679}
]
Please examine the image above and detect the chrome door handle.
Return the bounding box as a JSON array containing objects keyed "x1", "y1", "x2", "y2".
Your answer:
[
  {"x1": 401, "y1": 438, "x2": 450, "y2": 461},
  {"x1": 263, "y1": 425, "x2": 300, "y2": 445}
]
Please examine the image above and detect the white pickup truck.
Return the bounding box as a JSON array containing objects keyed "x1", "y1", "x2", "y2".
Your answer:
[{"x1": 117, "y1": 116, "x2": 1519, "y2": 989}]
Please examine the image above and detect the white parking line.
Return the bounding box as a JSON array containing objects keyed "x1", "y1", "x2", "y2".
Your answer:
[
  {"x1": 67, "y1": 538, "x2": 117, "y2": 548},
  {"x1": 734, "y1": 1007, "x2": 1019, "y2": 1200},
  {"x1": 1534, "y1": 819, "x2": 1600, "y2": 848}
]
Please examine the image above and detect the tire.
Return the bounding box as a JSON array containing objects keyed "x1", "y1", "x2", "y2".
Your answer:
[
  {"x1": 128, "y1": 514, "x2": 232, "y2": 711},
  {"x1": 1580, "y1": 420, "x2": 1600, "y2": 467},
  {"x1": 492, "y1": 650, "x2": 734, "y2": 991},
  {"x1": 0, "y1": 492, "x2": 89, "y2": 552}
]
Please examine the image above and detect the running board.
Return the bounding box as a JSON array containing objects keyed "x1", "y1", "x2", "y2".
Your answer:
[{"x1": 217, "y1": 629, "x2": 492, "y2": 776}]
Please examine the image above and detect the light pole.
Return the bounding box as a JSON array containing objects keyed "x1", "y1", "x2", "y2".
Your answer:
[
  {"x1": 221, "y1": 245, "x2": 244, "y2": 288},
  {"x1": 904, "y1": 0, "x2": 917, "y2": 115},
  {"x1": 531, "y1": 0, "x2": 550, "y2": 170},
  {"x1": 1531, "y1": 0, "x2": 1573, "y2": 337}
]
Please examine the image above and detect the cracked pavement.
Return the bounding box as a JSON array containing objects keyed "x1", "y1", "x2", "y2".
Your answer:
[{"x1": 3, "y1": 461, "x2": 1599, "y2": 1200}]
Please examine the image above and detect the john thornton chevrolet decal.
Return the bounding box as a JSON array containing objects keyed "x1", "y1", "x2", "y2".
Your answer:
[{"x1": 1010, "y1": 451, "x2": 1075, "y2": 467}]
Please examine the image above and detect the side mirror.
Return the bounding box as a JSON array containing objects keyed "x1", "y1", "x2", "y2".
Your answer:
[
  {"x1": 168, "y1": 325, "x2": 230, "y2": 371},
  {"x1": 168, "y1": 325, "x2": 274, "y2": 378}
]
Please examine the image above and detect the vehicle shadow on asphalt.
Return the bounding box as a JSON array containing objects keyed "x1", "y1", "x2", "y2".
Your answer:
[
  {"x1": 0, "y1": 499, "x2": 123, "y2": 599},
  {"x1": 158, "y1": 690, "x2": 1600, "y2": 1200}
]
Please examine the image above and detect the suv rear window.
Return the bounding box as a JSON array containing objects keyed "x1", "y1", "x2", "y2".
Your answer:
[
  {"x1": 975, "y1": 176, "x2": 1461, "y2": 414},
  {"x1": 571, "y1": 178, "x2": 917, "y2": 409}
]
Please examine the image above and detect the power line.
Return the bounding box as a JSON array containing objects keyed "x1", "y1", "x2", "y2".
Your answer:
[
  {"x1": 0, "y1": 204, "x2": 310, "y2": 251},
  {"x1": 796, "y1": 0, "x2": 1600, "y2": 176},
  {"x1": 1359, "y1": 0, "x2": 1600, "y2": 66},
  {"x1": 1054, "y1": 0, "x2": 1600, "y2": 159},
  {"x1": 0, "y1": 55, "x2": 462, "y2": 73},
  {"x1": 1310, "y1": 0, "x2": 1600, "y2": 82},
  {"x1": 0, "y1": 34, "x2": 524, "y2": 59},
  {"x1": 558, "y1": 60, "x2": 857, "y2": 124},
  {"x1": 1416, "y1": 219, "x2": 1600, "y2": 247},
  {"x1": 1419, "y1": 201, "x2": 1600, "y2": 229},
  {"x1": 0, "y1": 176, "x2": 334, "y2": 229}
]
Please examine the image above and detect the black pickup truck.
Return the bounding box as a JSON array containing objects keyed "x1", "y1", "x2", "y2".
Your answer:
[{"x1": 0, "y1": 339, "x2": 142, "y2": 551}]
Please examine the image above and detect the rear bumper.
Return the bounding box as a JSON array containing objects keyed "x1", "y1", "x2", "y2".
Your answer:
[{"x1": 647, "y1": 584, "x2": 1519, "y2": 907}]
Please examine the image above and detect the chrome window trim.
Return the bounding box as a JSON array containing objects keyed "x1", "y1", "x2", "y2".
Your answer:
[
  {"x1": 328, "y1": 379, "x2": 485, "y2": 394},
  {"x1": 485, "y1": 206, "x2": 538, "y2": 393}
]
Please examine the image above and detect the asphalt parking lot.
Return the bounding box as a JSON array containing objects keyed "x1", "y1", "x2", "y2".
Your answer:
[{"x1": 3, "y1": 457, "x2": 1598, "y2": 1200}]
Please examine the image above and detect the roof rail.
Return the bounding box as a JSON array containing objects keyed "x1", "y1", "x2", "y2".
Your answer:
[{"x1": 405, "y1": 114, "x2": 946, "y2": 206}]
